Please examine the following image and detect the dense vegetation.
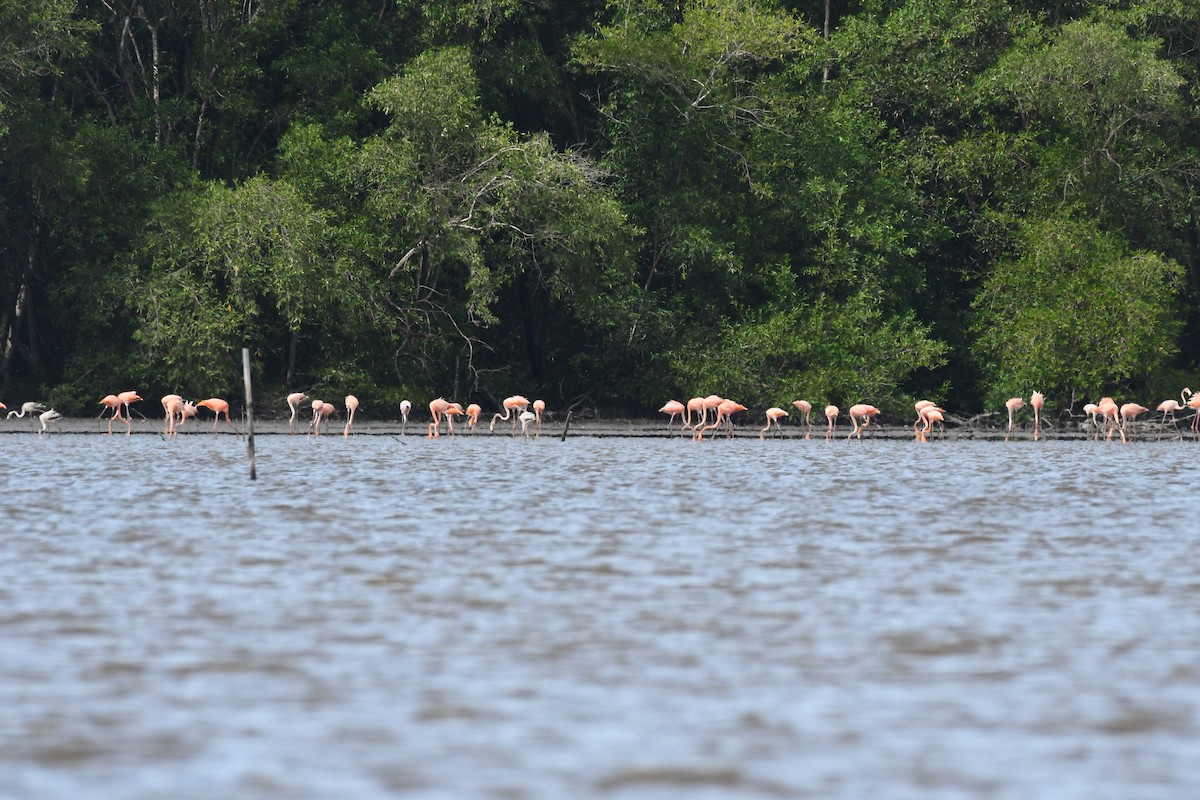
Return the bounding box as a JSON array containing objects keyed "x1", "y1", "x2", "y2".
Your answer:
[{"x1": 2, "y1": 0, "x2": 1197, "y2": 417}]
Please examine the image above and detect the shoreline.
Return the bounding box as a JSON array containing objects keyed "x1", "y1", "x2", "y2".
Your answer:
[{"x1": 2, "y1": 415, "x2": 1193, "y2": 441}]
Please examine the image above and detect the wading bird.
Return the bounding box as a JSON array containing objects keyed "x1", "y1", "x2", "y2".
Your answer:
[
  {"x1": 343, "y1": 395, "x2": 359, "y2": 437},
  {"x1": 520, "y1": 409, "x2": 537, "y2": 439},
  {"x1": 99, "y1": 394, "x2": 123, "y2": 434},
  {"x1": 1156, "y1": 390, "x2": 1189, "y2": 431},
  {"x1": 7, "y1": 401, "x2": 47, "y2": 422},
  {"x1": 847, "y1": 404, "x2": 881, "y2": 440},
  {"x1": 310, "y1": 400, "x2": 335, "y2": 436},
  {"x1": 400, "y1": 400, "x2": 412, "y2": 435},
  {"x1": 465, "y1": 403, "x2": 481, "y2": 431},
  {"x1": 1005, "y1": 397, "x2": 1025, "y2": 434},
  {"x1": 287, "y1": 392, "x2": 309, "y2": 434},
  {"x1": 533, "y1": 399, "x2": 546, "y2": 438},
  {"x1": 695, "y1": 399, "x2": 746, "y2": 441},
  {"x1": 1030, "y1": 391, "x2": 1045, "y2": 439},
  {"x1": 791, "y1": 400, "x2": 813, "y2": 433},
  {"x1": 760, "y1": 407, "x2": 788, "y2": 440},
  {"x1": 490, "y1": 395, "x2": 530, "y2": 433},
  {"x1": 1119, "y1": 403, "x2": 1149, "y2": 443},
  {"x1": 428, "y1": 397, "x2": 451, "y2": 438},
  {"x1": 659, "y1": 400, "x2": 686, "y2": 434},
  {"x1": 38, "y1": 409, "x2": 63, "y2": 435},
  {"x1": 197, "y1": 398, "x2": 240, "y2": 434},
  {"x1": 824, "y1": 405, "x2": 839, "y2": 439}
]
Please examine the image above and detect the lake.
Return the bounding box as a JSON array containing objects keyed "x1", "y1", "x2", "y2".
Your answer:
[{"x1": 2, "y1": 429, "x2": 1197, "y2": 799}]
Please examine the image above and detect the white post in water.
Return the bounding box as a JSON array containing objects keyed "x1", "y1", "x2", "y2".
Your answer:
[{"x1": 242, "y1": 347, "x2": 257, "y2": 481}]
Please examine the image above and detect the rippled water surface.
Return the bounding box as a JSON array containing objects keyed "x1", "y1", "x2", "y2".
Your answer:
[{"x1": 2, "y1": 432, "x2": 1198, "y2": 799}]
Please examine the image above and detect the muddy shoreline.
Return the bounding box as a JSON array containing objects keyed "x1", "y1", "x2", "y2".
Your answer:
[{"x1": 2, "y1": 413, "x2": 1193, "y2": 441}]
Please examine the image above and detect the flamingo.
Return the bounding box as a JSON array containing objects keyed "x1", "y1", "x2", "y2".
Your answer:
[
  {"x1": 196, "y1": 398, "x2": 240, "y2": 434},
  {"x1": 1156, "y1": 390, "x2": 1188, "y2": 431},
  {"x1": 490, "y1": 395, "x2": 530, "y2": 433},
  {"x1": 37, "y1": 409, "x2": 63, "y2": 435},
  {"x1": 520, "y1": 409, "x2": 537, "y2": 439},
  {"x1": 1118, "y1": 403, "x2": 1149, "y2": 443},
  {"x1": 1005, "y1": 397, "x2": 1025, "y2": 433},
  {"x1": 116, "y1": 391, "x2": 142, "y2": 430},
  {"x1": 824, "y1": 405, "x2": 839, "y2": 439},
  {"x1": 428, "y1": 397, "x2": 451, "y2": 438},
  {"x1": 1082, "y1": 402, "x2": 1099, "y2": 435},
  {"x1": 659, "y1": 400, "x2": 686, "y2": 433},
  {"x1": 1182, "y1": 388, "x2": 1200, "y2": 434},
  {"x1": 914, "y1": 401, "x2": 945, "y2": 440},
  {"x1": 7, "y1": 401, "x2": 47, "y2": 422},
  {"x1": 445, "y1": 403, "x2": 465, "y2": 435},
  {"x1": 287, "y1": 392, "x2": 309, "y2": 434},
  {"x1": 760, "y1": 407, "x2": 788, "y2": 440},
  {"x1": 310, "y1": 400, "x2": 336, "y2": 436},
  {"x1": 847, "y1": 404, "x2": 881, "y2": 440},
  {"x1": 465, "y1": 403, "x2": 481, "y2": 430},
  {"x1": 400, "y1": 399, "x2": 412, "y2": 435},
  {"x1": 430, "y1": 402, "x2": 464, "y2": 437},
  {"x1": 99, "y1": 394, "x2": 123, "y2": 434},
  {"x1": 179, "y1": 400, "x2": 198, "y2": 429},
  {"x1": 683, "y1": 397, "x2": 706, "y2": 432},
  {"x1": 791, "y1": 400, "x2": 813, "y2": 432},
  {"x1": 915, "y1": 406, "x2": 944, "y2": 442},
  {"x1": 533, "y1": 399, "x2": 546, "y2": 437},
  {"x1": 695, "y1": 399, "x2": 746, "y2": 441},
  {"x1": 1096, "y1": 397, "x2": 1119, "y2": 440},
  {"x1": 1030, "y1": 391, "x2": 1045, "y2": 439},
  {"x1": 161, "y1": 394, "x2": 184, "y2": 438},
  {"x1": 343, "y1": 395, "x2": 359, "y2": 437}
]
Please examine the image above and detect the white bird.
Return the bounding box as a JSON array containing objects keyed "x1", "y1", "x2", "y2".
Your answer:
[
  {"x1": 400, "y1": 399, "x2": 411, "y2": 436},
  {"x1": 7, "y1": 401, "x2": 47, "y2": 420},
  {"x1": 38, "y1": 409, "x2": 63, "y2": 435},
  {"x1": 519, "y1": 409, "x2": 537, "y2": 439}
]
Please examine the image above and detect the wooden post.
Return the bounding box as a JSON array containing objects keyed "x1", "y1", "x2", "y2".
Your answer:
[
  {"x1": 242, "y1": 347, "x2": 257, "y2": 480},
  {"x1": 560, "y1": 410, "x2": 572, "y2": 442}
]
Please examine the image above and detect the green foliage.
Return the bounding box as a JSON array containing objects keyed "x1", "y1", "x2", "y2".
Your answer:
[
  {"x1": 4, "y1": 0, "x2": 1200, "y2": 414},
  {"x1": 972, "y1": 214, "x2": 1183, "y2": 405},
  {"x1": 672, "y1": 292, "x2": 947, "y2": 409}
]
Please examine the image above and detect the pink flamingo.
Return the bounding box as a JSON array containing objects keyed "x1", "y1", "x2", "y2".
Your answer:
[
  {"x1": 760, "y1": 407, "x2": 788, "y2": 440},
  {"x1": 695, "y1": 399, "x2": 746, "y2": 441},
  {"x1": 343, "y1": 395, "x2": 359, "y2": 437},
  {"x1": 1156, "y1": 391, "x2": 1187, "y2": 431},
  {"x1": 791, "y1": 400, "x2": 813, "y2": 432},
  {"x1": 465, "y1": 403, "x2": 481, "y2": 430},
  {"x1": 196, "y1": 398, "x2": 240, "y2": 434},
  {"x1": 1030, "y1": 391, "x2": 1045, "y2": 439},
  {"x1": 287, "y1": 392, "x2": 309, "y2": 434},
  {"x1": 915, "y1": 406, "x2": 944, "y2": 442},
  {"x1": 533, "y1": 399, "x2": 546, "y2": 437},
  {"x1": 428, "y1": 397, "x2": 451, "y2": 438},
  {"x1": 1005, "y1": 397, "x2": 1025, "y2": 434},
  {"x1": 310, "y1": 400, "x2": 336, "y2": 436},
  {"x1": 490, "y1": 395, "x2": 530, "y2": 433},
  {"x1": 161, "y1": 394, "x2": 184, "y2": 438},
  {"x1": 847, "y1": 404, "x2": 881, "y2": 440},
  {"x1": 659, "y1": 400, "x2": 686, "y2": 434},
  {"x1": 824, "y1": 405, "x2": 839, "y2": 439},
  {"x1": 1119, "y1": 402, "x2": 1149, "y2": 443},
  {"x1": 99, "y1": 394, "x2": 122, "y2": 434},
  {"x1": 1183, "y1": 388, "x2": 1200, "y2": 433},
  {"x1": 117, "y1": 391, "x2": 142, "y2": 429},
  {"x1": 1096, "y1": 397, "x2": 1119, "y2": 440},
  {"x1": 683, "y1": 396, "x2": 706, "y2": 432}
]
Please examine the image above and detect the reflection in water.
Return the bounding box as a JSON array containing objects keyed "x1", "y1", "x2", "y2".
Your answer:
[{"x1": 1, "y1": 436, "x2": 1197, "y2": 799}]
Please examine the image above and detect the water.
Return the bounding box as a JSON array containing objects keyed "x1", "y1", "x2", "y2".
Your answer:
[{"x1": 2, "y1": 432, "x2": 1198, "y2": 799}]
